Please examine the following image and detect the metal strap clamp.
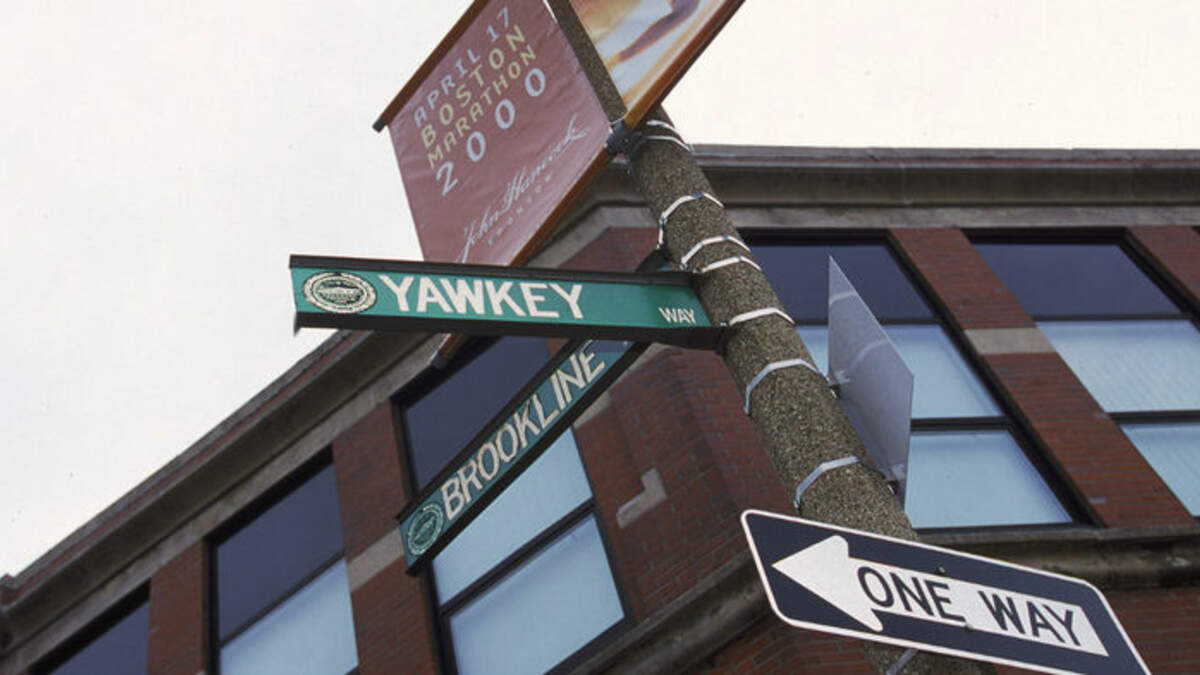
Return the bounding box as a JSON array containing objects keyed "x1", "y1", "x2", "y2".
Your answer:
[
  {"x1": 726, "y1": 307, "x2": 794, "y2": 328},
  {"x1": 679, "y1": 234, "x2": 746, "y2": 268},
  {"x1": 699, "y1": 255, "x2": 762, "y2": 275},
  {"x1": 793, "y1": 456, "x2": 860, "y2": 511},
  {"x1": 886, "y1": 648, "x2": 919, "y2": 675},
  {"x1": 643, "y1": 119, "x2": 692, "y2": 152},
  {"x1": 656, "y1": 192, "x2": 723, "y2": 248},
  {"x1": 744, "y1": 358, "x2": 822, "y2": 413}
]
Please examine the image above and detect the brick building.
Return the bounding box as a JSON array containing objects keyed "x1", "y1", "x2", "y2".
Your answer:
[{"x1": 2, "y1": 147, "x2": 1199, "y2": 674}]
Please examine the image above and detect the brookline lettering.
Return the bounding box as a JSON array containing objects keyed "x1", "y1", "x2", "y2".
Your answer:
[
  {"x1": 772, "y1": 535, "x2": 1108, "y2": 656},
  {"x1": 437, "y1": 348, "x2": 607, "y2": 522},
  {"x1": 378, "y1": 274, "x2": 584, "y2": 320}
]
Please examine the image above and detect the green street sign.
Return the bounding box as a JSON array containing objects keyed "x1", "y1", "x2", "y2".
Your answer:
[
  {"x1": 290, "y1": 255, "x2": 720, "y2": 349},
  {"x1": 397, "y1": 338, "x2": 647, "y2": 573}
]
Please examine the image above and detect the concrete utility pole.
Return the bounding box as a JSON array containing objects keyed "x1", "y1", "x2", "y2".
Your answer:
[{"x1": 549, "y1": 2, "x2": 991, "y2": 673}]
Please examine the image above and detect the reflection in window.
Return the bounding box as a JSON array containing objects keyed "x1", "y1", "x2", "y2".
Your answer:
[
  {"x1": 213, "y1": 462, "x2": 357, "y2": 675},
  {"x1": 402, "y1": 337, "x2": 625, "y2": 673},
  {"x1": 1123, "y1": 423, "x2": 1200, "y2": 514},
  {"x1": 906, "y1": 430, "x2": 1071, "y2": 528},
  {"x1": 448, "y1": 517, "x2": 623, "y2": 675},
  {"x1": 758, "y1": 241, "x2": 1073, "y2": 529},
  {"x1": 977, "y1": 241, "x2": 1200, "y2": 516}
]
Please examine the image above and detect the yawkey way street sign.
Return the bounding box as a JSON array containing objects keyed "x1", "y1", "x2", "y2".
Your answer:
[
  {"x1": 291, "y1": 254, "x2": 720, "y2": 348},
  {"x1": 398, "y1": 339, "x2": 646, "y2": 573},
  {"x1": 742, "y1": 510, "x2": 1149, "y2": 674}
]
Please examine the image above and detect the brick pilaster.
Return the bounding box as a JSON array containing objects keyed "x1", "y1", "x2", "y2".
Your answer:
[
  {"x1": 332, "y1": 402, "x2": 437, "y2": 675},
  {"x1": 892, "y1": 228, "x2": 1194, "y2": 527},
  {"x1": 147, "y1": 541, "x2": 207, "y2": 675},
  {"x1": 1129, "y1": 226, "x2": 1200, "y2": 310}
]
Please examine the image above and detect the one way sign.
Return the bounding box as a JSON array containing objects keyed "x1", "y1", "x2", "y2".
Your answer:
[{"x1": 741, "y1": 510, "x2": 1149, "y2": 674}]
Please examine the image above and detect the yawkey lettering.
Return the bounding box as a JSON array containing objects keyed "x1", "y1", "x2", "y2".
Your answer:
[{"x1": 378, "y1": 274, "x2": 584, "y2": 320}]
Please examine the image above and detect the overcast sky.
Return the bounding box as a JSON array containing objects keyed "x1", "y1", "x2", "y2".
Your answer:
[{"x1": 2, "y1": 1, "x2": 1198, "y2": 577}]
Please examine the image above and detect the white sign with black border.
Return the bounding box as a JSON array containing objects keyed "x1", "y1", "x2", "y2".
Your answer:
[{"x1": 741, "y1": 510, "x2": 1149, "y2": 674}]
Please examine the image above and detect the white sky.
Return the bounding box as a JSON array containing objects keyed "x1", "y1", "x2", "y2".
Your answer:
[{"x1": 2, "y1": 0, "x2": 1198, "y2": 577}]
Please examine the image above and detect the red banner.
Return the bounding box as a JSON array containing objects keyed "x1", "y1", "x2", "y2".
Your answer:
[{"x1": 379, "y1": 1, "x2": 610, "y2": 266}]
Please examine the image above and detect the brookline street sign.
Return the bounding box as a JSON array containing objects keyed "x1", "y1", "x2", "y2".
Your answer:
[
  {"x1": 398, "y1": 339, "x2": 646, "y2": 573},
  {"x1": 742, "y1": 510, "x2": 1149, "y2": 674},
  {"x1": 291, "y1": 254, "x2": 721, "y2": 349}
]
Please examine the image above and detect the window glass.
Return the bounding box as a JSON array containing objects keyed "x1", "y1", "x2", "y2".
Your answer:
[
  {"x1": 407, "y1": 338, "x2": 550, "y2": 488},
  {"x1": 216, "y1": 463, "x2": 344, "y2": 640},
  {"x1": 1121, "y1": 422, "x2": 1200, "y2": 515},
  {"x1": 975, "y1": 243, "x2": 1178, "y2": 317},
  {"x1": 42, "y1": 599, "x2": 149, "y2": 675},
  {"x1": 797, "y1": 324, "x2": 999, "y2": 418},
  {"x1": 1039, "y1": 320, "x2": 1200, "y2": 412},
  {"x1": 758, "y1": 241, "x2": 1071, "y2": 530},
  {"x1": 886, "y1": 325, "x2": 1001, "y2": 419},
  {"x1": 796, "y1": 325, "x2": 829, "y2": 372},
  {"x1": 905, "y1": 430, "x2": 1072, "y2": 528},
  {"x1": 754, "y1": 244, "x2": 933, "y2": 321},
  {"x1": 448, "y1": 516, "x2": 623, "y2": 675},
  {"x1": 433, "y1": 431, "x2": 591, "y2": 601},
  {"x1": 404, "y1": 337, "x2": 626, "y2": 671},
  {"x1": 220, "y1": 560, "x2": 358, "y2": 675}
]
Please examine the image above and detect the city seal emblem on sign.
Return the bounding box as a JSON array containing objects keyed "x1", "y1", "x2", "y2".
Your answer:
[
  {"x1": 302, "y1": 272, "x2": 376, "y2": 314},
  {"x1": 407, "y1": 503, "x2": 445, "y2": 556}
]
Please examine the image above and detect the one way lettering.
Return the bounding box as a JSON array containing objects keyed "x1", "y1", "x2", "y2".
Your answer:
[{"x1": 772, "y1": 535, "x2": 1107, "y2": 656}]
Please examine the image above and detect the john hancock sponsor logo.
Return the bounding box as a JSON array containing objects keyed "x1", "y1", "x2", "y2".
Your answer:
[{"x1": 303, "y1": 272, "x2": 377, "y2": 314}]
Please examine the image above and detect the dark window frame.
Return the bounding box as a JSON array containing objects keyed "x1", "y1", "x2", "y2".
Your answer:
[
  {"x1": 745, "y1": 229, "x2": 1089, "y2": 530},
  {"x1": 396, "y1": 336, "x2": 632, "y2": 675},
  {"x1": 970, "y1": 229, "x2": 1200, "y2": 519},
  {"x1": 32, "y1": 588, "x2": 150, "y2": 675},
  {"x1": 206, "y1": 450, "x2": 353, "y2": 674}
]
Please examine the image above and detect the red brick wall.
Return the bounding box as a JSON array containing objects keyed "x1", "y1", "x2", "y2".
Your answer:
[
  {"x1": 563, "y1": 226, "x2": 795, "y2": 621},
  {"x1": 147, "y1": 541, "x2": 207, "y2": 675},
  {"x1": 892, "y1": 227, "x2": 1194, "y2": 528},
  {"x1": 687, "y1": 619, "x2": 872, "y2": 674},
  {"x1": 1130, "y1": 226, "x2": 1200, "y2": 310},
  {"x1": 332, "y1": 404, "x2": 408, "y2": 560},
  {"x1": 890, "y1": 228, "x2": 1035, "y2": 331},
  {"x1": 332, "y1": 402, "x2": 437, "y2": 675},
  {"x1": 1107, "y1": 586, "x2": 1200, "y2": 674},
  {"x1": 982, "y1": 353, "x2": 1192, "y2": 526}
]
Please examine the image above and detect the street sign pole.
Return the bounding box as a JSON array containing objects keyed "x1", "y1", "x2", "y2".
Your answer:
[{"x1": 549, "y1": 2, "x2": 991, "y2": 672}]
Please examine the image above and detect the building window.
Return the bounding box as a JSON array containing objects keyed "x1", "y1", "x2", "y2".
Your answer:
[
  {"x1": 212, "y1": 460, "x2": 358, "y2": 675},
  {"x1": 402, "y1": 337, "x2": 626, "y2": 675},
  {"x1": 34, "y1": 592, "x2": 149, "y2": 675},
  {"x1": 976, "y1": 240, "x2": 1200, "y2": 515},
  {"x1": 753, "y1": 240, "x2": 1074, "y2": 529}
]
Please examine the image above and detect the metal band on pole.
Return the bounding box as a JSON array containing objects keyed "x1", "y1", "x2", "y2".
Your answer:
[
  {"x1": 793, "y1": 456, "x2": 859, "y2": 511},
  {"x1": 698, "y1": 255, "x2": 762, "y2": 275},
  {"x1": 744, "y1": 358, "x2": 822, "y2": 414},
  {"x1": 679, "y1": 234, "x2": 748, "y2": 268},
  {"x1": 886, "y1": 648, "x2": 920, "y2": 675},
  {"x1": 727, "y1": 307, "x2": 794, "y2": 327},
  {"x1": 658, "y1": 192, "x2": 724, "y2": 227},
  {"x1": 644, "y1": 134, "x2": 693, "y2": 153}
]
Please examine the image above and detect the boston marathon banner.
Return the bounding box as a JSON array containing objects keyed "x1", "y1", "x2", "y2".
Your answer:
[
  {"x1": 570, "y1": 0, "x2": 745, "y2": 126},
  {"x1": 376, "y1": 0, "x2": 609, "y2": 267}
]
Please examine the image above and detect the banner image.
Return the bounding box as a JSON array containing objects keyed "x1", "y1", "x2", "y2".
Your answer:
[{"x1": 571, "y1": 0, "x2": 743, "y2": 124}]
